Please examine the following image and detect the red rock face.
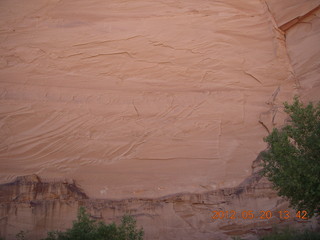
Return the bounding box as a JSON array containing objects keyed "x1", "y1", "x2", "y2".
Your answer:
[
  {"x1": 0, "y1": 0, "x2": 319, "y2": 238},
  {"x1": 1, "y1": 173, "x2": 319, "y2": 240},
  {"x1": 0, "y1": 0, "x2": 296, "y2": 199}
]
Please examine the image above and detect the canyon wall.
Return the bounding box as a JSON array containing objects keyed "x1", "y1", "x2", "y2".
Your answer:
[
  {"x1": 0, "y1": 0, "x2": 319, "y2": 239},
  {"x1": 1, "y1": 172, "x2": 318, "y2": 240},
  {"x1": 265, "y1": 0, "x2": 320, "y2": 101},
  {"x1": 0, "y1": 0, "x2": 297, "y2": 198}
]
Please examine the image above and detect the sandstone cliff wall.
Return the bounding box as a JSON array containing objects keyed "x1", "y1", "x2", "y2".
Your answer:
[
  {"x1": 1, "y1": 172, "x2": 318, "y2": 240},
  {"x1": 265, "y1": 0, "x2": 320, "y2": 101},
  {"x1": 0, "y1": 0, "x2": 319, "y2": 239},
  {"x1": 0, "y1": 0, "x2": 297, "y2": 199}
]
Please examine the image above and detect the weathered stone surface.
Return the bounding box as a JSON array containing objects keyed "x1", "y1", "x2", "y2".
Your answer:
[
  {"x1": 265, "y1": 0, "x2": 320, "y2": 102},
  {"x1": 0, "y1": 173, "x2": 319, "y2": 240},
  {"x1": 0, "y1": 0, "x2": 298, "y2": 198},
  {"x1": 0, "y1": 174, "x2": 88, "y2": 203},
  {"x1": 0, "y1": 0, "x2": 319, "y2": 239}
]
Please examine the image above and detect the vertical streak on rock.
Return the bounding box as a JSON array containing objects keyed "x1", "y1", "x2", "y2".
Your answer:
[{"x1": 260, "y1": 0, "x2": 299, "y2": 88}]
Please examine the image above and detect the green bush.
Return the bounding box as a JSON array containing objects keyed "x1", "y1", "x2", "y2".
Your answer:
[
  {"x1": 15, "y1": 231, "x2": 26, "y2": 240},
  {"x1": 262, "y1": 97, "x2": 320, "y2": 217},
  {"x1": 42, "y1": 207, "x2": 144, "y2": 240},
  {"x1": 260, "y1": 228, "x2": 320, "y2": 240},
  {"x1": 232, "y1": 228, "x2": 320, "y2": 240}
]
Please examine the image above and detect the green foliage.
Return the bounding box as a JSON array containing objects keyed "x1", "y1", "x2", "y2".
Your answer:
[
  {"x1": 42, "y1": 207, "x2": 144, "y2": 240},
  {"x1": 232, "y1": 228, "x2": 320, "y2": 240},
  {"x1": 262, "y1": 97, "x2": 320, "y2": 217},
  {"x1": 116, "y1": 215, "x2": 144, "y2": 240},
  {"x1": 232, "y1": 237, "x2": 244, "y2": 240},
  {"x1": 16, "y1": 231, "x2": 26, "y2": 240},
  {"x1": 260, "y1": 228, "x2": 320, "y2": 240}
]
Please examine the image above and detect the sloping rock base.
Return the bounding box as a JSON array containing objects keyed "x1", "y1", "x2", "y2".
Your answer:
[{"x1": 0, "y1": 172, "x2": 319, "y2": 240}]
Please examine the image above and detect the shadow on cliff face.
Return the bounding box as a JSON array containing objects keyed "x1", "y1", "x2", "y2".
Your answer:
[{"x1": 0, "y1": 174, "x2": 88, "y2": 203}]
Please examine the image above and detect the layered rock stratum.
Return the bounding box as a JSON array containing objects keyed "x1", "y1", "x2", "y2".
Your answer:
[
  {"x1": 1, "y1": 170, "x2": 319, "y2": 239},
  {"x1": 0, "y1": 0, "x2": 319, "y2": 239}
]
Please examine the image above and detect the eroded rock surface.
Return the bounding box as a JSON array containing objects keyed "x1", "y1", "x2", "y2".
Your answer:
[
  {"x1": 0, "y1": 173, "x2": 319, "y2": 240},
  {"x1": 0, "y1": 0, "x2": 319, "y2": 239},
  {"x1": 0, "y1": 0, "x2": 298, "y2": 198}
]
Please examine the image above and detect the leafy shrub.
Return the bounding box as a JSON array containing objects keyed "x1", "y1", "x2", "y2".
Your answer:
[
  {"x1": 232, "y1": 228, "x2": 320, "y2": 240},
  {"x1": 262, "y1": 97, "x2": 320, "y2": 217},
  {"x1": 15, "y1": 231, "x2": 26, "y2": 240},
  {"x1": 43, "y1": 207, "x2": 144, "y2": 240},
  {"x1": 260, "y1": 228, "x2": 320, "y2": 240}
]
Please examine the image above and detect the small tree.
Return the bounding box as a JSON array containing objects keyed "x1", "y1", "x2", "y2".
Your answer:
[
  {"x1": 43, "y1": 207, "x2": 144, "y2": 240},
  {"x1": 262, "y1": 97, "x2": 320, "y2": 217}
]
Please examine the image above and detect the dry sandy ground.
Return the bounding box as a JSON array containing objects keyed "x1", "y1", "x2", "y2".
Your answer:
[{"x1": 0, "y1": 0, "x2": 318, "y2": 199}]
